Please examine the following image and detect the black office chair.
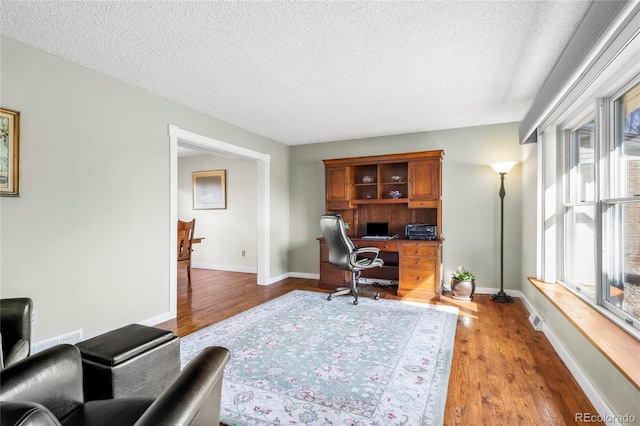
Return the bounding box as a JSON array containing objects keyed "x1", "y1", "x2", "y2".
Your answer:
[{"x1": 320, "y1": 214, "x2": 383, "y2": 305}]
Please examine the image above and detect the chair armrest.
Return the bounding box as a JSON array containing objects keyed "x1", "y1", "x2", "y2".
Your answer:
[
  {"x1": 354, "y1": 247, "x2": 380, "y2": 256},
  {"x1": 135, "y1": 346, "x2": 231, "y2": 426},
  {"x1": 351, "y1": 247, "x2": 380, "y2": 266},
  {"x1": 0, "y1": 402, "x2": 62, "y2": 426},
  {"x1": 0, "y1": 345, "x2": 84, "y2": 421},
  {"x1": 4, "y1": 339, "x2": 30, "y2": 368},
  {"x1": 1, "y1": 298, "x2": 33, "y2": 364}
]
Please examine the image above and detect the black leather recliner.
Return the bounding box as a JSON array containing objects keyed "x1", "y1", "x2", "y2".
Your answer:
[
  {"x1": 0, "y1": 343, "x2": 230, "y2": 426},
  {"x1": 0, "y1": 298, "x2": 33, "y2": 368}
]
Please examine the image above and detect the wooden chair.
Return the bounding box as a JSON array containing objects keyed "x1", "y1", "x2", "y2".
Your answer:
[{"x1": 177, "y1": 219, "x2": 195, "y2": 288}]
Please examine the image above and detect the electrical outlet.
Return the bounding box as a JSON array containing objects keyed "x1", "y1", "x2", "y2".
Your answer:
[
  {"x1": 242, "y1": 250, "x2": 246, "y2": 257},
  {"x1": 31, "y1": 310, "x2": 38, "y2": 326}
]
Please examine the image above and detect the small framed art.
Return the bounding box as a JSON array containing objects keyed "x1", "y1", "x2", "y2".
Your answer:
[
  {"x1": 192, "y1": 169, "x2": 226, "y2": 209},
  {"x1": 0, "y1": 108, "x2": 20, "y2": 197}
]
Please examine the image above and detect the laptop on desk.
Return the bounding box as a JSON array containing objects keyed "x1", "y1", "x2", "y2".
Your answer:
[{"x1": 361, "y1": 222, "x2": 396, "y2": 240}]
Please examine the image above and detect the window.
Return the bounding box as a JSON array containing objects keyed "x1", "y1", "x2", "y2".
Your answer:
[
  {"x1": 563, "y1": 118, "x2": 596, "y2": 299},
  {"x1": 539, "y1": 6, "x2": 640, "y2": 338},
  {"x1": 559, "y1": 80, "x2": 640, "y2": 331},
  {"x1": 603, "y1": 81, "x2": 640, "y2": 325}
]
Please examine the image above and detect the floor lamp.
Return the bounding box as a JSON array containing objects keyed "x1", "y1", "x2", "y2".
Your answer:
[{"x1": 489, "y1": 161, "x2": 517, "y2": 303}]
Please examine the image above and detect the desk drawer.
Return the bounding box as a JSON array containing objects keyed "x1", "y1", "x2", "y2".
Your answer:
[
  {"x1": 399, "y1": 265, "x2": 437, "y2": 291},
  {"x1": 401, "y1": 256, "x2": 434, "y2": 267},
  {"x1": 400, "y1": 243, "x2": 437, "y2": 258},
  {"x1": 320, "y1": 262, "x2": 347, "y2": 286},
  {"x1": 355, "y1": 240, "x2": 399, "y2": 252},
  {"x1": 321, "y1": 240, "x2": 398, "y2": 259},
  {"x1": 320, "y1": 242, "x2": 329, "y2": 262},
  {"x1": 327, "y1": 200, "x2": 352, "y2": 210},
  {"x1": 408, "y1": 200, "x2": 438, "y2": 209}
]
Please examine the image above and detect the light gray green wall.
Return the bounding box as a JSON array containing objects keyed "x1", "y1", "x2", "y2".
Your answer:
[
  {"x1": 0, "y1": 37, "x2": 289, "y2": 341},
  {"x1": 289, "y1": 123, "x2": 525, "y2": 292},
  {"x1": 178, "y1": 155, "x2": 258, "y2": 271}
]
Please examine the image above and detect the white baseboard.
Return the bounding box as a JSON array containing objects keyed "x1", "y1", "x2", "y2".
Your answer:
[
  {"x1": 474, "y1": 286, "x2": 524, "y2": 298},
  {"x1": 138, "y1": 311, "x2": 175, "y2": 327},
  {"x1": 190, "y1": 267, "x2": 316, "y2": 285},
  {"x1": 192, "y1": 262, "x2": 257, "y2": 274},
  {"x1": 32, "y1": 329, "x2": 83, "y2": 354},
  {"x1": 288, "y1": 272, "x2": 320, "y2": 280},
  {"x1": 259, "y1": 272, "x2": 321, "y2": 285},
  {"x1": 266, "y1": 272, "x2": 290, "y2": 285}
]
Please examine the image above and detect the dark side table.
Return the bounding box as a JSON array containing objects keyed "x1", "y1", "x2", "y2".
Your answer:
[{"x1": 76, "y1": 324, "x2": 180, "y2": 401}]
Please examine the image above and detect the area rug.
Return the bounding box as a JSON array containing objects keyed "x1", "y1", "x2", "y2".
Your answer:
[{"x1": 180, "y1": 290, "x2": 458, "y2": 425}]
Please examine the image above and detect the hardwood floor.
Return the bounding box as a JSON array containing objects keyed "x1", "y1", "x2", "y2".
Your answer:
[{"x1": 155, "y1": 268, "x2": 602, "y2": 426}]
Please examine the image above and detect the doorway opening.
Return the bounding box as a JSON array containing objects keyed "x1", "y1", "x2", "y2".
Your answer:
[{"x1": 168, "y1": 125, "x2": 271, "y2": 317}]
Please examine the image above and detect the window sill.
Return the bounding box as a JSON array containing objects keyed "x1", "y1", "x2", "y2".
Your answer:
[{"x1": 528, "y1": 277, "x2": 640, "y2": 391}]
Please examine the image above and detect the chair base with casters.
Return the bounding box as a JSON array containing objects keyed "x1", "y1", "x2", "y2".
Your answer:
[
  {"x1": 320, "y1": 214, "x2": 384, "y2": 305},
  {"x1": 327, "y1": 270, "x2": 380, "y2": 305}
]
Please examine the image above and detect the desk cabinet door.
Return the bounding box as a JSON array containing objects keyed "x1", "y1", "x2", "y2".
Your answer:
[
  {"x1": 408, "y1": 159, "x2": 440, "y2": 201},
  {"x1": 326, "y1": 166, "x2": 353, "y2": 210}
]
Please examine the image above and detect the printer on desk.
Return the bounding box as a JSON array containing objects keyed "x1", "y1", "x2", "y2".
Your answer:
[{"x1": 405, "y1": 224, "x2": 437, "y2": 241}]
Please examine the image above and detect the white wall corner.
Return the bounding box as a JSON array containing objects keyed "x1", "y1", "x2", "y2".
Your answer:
[{"x1": 266, "y1": 272, "x2": 290, "y2": 285}]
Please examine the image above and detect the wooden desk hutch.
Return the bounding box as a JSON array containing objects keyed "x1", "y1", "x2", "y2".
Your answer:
[{"x1": 319, "y1": 150, "x2": 444, "y2": 300}]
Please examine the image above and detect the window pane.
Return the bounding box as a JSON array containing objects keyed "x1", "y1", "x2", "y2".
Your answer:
[
  {"x1": 569, "y1": 120, "x2": 595, "y2": 202},
  {"x1": 606, "y1": 202, "x2": 640, "y2": 321},
  {"x1": 564, "y1": 205, "x2": 595, "y2": 297},
  {"x1": 613, "y1": 82, "x2": 640, "y2": 198}
]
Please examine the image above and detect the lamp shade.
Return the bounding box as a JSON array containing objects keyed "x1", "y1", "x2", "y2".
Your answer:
[{"x1": 490, "y1": 161, "x2": 517, "y2": 174}]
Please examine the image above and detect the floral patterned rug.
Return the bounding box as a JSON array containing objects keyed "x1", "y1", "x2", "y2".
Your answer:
[{"x1": 180, "y1": 290, "x2": 458, "y2": 425}]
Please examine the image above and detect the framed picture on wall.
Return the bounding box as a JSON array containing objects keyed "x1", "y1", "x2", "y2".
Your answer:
[
  {"x1": 192, "y1": 169, "x2": 226, "y2": 209},
  {"x1": 0, "y1": 107, "x2": 20, "y2": 197}
]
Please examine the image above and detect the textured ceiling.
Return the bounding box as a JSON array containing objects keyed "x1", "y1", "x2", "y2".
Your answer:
[{"x1": 0, "y1": 1, "x2": 592, "y2": 145}]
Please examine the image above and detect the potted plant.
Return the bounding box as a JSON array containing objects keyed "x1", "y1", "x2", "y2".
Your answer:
[{"x1": 451, "y1": 266, "x2": 476, "y2": 301}]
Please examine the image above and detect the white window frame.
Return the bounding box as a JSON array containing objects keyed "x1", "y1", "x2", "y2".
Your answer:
[
  {"x1": 600, "y1": 79, "x2": 640, "y2": 328},
  {"x1": 560, "y1": 114, "x2": 598, "y2": 301},
  {"x1": 553, "y1": 75, "x2": 640, "y2": 336}
]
